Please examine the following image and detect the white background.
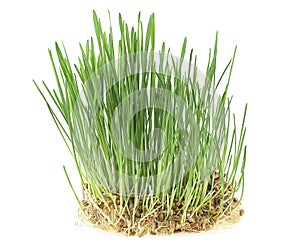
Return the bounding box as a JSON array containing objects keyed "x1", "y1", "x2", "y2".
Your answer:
[{"x1": 0, "y1": 0, "x2": 299, "y2": 246}]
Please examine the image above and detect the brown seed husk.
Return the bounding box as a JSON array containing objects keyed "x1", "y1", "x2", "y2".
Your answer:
[{"x1": 239, "y1": 209, "x2": 245, "y2": 216}]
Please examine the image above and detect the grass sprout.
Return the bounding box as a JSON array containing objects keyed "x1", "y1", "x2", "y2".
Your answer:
[{"x1": 34, "y1": 11, "x2": 247, "y2": 236}]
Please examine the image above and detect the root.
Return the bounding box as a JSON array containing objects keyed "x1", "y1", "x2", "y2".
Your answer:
[{"x1": 78, "y1": 175, "x2": 244, "y2": 236}]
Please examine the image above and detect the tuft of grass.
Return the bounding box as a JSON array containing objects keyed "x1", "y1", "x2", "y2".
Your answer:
[{"x1": 34, "y1": 11, "x2": 247, "y2": 235}]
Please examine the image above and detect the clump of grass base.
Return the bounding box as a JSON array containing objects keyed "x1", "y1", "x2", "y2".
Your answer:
[{"x1": 80, "y1": 173, "x2": 243, "y2": 236}]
